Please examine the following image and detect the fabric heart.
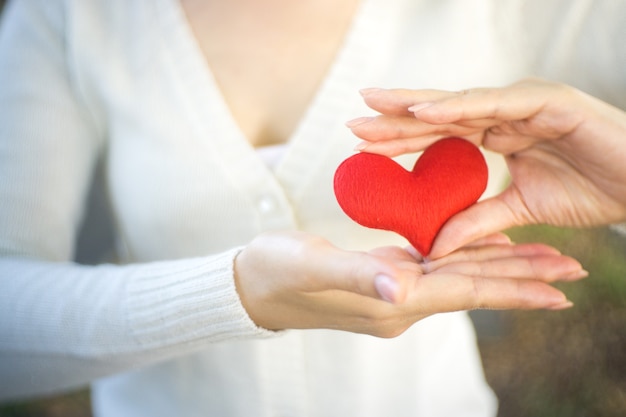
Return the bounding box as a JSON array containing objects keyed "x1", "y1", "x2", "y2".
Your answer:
[{"x1": 333, "y1": 137, "x2": 488, "y2": 256}]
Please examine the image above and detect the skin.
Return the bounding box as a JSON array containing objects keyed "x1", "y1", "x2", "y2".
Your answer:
[
  {"x1": 348, "y1": 78, "x2": 626, "y2": 259},
  {"x1": 235, "y1": 231, "x2": 585, "y2": 337},
  {"x1": 178, "y1": 1, "x2": 588, "y2": 335},
  {"x1": 180, "y1": 0, "x2": 360, "y2": 147}
]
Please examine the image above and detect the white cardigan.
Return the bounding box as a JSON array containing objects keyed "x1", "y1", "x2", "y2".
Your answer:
[{"x1": 0, "y1": 0, "x2": 624, "y2": 416}]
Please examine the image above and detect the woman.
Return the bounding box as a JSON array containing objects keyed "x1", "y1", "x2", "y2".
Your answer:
[{"x1": 0, "y1": 0, "x2": 599, "y2": 416}]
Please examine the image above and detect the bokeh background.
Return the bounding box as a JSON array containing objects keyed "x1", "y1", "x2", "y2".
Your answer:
[{"x1": 1, "y1": 1, "x2": 625, "y2": 416}]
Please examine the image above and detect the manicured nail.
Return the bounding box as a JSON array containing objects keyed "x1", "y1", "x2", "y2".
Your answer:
[
  {"x1": 354, "y1": 141, "x2": 370, "y2": 151},
  {"x1": 407, "y1": 102, "x2": 434, "y2": 113},
  {"x1": 359, "y1": 88, "x2": 383, "y2": 96},
  {"x1": 345, "y1": 116, "x2": 375, "y2": 128},
  {"x1": 547, "y1": 300, "x2": 574, "y2": 311},
  {"x1": 374, "y1": 274, "x2": 398, "y2": 303}
]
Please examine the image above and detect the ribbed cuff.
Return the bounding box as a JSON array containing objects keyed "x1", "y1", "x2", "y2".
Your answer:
[{"x1": 126, "y1": 247, "x2": 276, "y2": 349}]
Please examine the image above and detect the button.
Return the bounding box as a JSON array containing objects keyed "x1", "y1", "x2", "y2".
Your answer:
[{"x1": 257, "y1": 195, "x2": 277, "y2": 214}]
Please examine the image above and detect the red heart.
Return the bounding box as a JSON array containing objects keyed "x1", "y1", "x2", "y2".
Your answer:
[{"x1": 333, "y1": 137, "x2": 488, "y2": 256}]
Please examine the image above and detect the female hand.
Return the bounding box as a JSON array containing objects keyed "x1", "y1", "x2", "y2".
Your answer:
[
  {"x1": 234, "y1": 231, "x2": 586, "y2": 338},
  {"x1": 347, "y1": 78, "x2": 626, "y2": 257}
]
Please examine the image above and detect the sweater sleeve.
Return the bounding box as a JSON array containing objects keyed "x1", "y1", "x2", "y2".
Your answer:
[
  {"x1": 0, "y1": 251, "x2": 275, "y2": 401},
  {"x1": 0, "y1": 0, "x2": 273, "y2": 401}
]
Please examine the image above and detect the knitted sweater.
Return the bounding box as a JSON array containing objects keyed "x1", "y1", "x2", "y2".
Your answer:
[{"x1": 0, "y1": 0, "x2": 624, "y2": 416}]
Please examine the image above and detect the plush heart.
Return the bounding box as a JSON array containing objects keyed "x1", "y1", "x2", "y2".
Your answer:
[{"x1": 333, "y1": 137, "x2": 488, "y2": 256}]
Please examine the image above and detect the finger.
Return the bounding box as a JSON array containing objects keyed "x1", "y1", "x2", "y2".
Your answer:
[
  {"x1": 347, "y1": 113, "x2": 498, "y2": 143},
  {"x1": 359, "y1": 88, "x2": 456, "y2": 115},
  {"x1": 314, "y1": 248, "x2": 419, "y2": 305},
  {"x1": 410, "y1": 274, "x2": 573, "y2": 312},
  {"x1": 463, "y1": 232, "x2": 512, "y2": 247},
  {"x1": 410, "y1": 84, "x2": 548, "y2": 125},
  {"x1": 431, "y1": 255, "x2": 586, "y2": 282},
  {"x1": 482, "y1": 128, "x2": 544, "y2": 155},
  {"x1": 346, "y1": 114, "x2": 448, "y2": 141},
  {"x1": 427, "y1": 242, "x2": 561, "y2": 269},
  {"x1": 429, "y1": 191, "x2": 527, "y2": 258},
  {"x1": 251, "y1": 233, "x2": 416, "y2": 305},
  {"x1": 353, "y1": 136, "x2": 441, "y2": 157},
  {"x1": 352, "y1": 130, "x2": 487, "y2": 157}
]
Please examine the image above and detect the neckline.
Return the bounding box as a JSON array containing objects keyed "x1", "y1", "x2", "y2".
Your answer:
[{"x1": 155, "y1": 0, "x2": 390, "y2": 197}]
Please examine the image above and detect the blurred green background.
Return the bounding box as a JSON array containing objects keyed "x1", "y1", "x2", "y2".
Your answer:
[
  {"x1": 477, "y1": 225, "x2": 626, "y2": 417},
  {"x1": 1, "y1": 0, "x2": 624, "y2": 415}
]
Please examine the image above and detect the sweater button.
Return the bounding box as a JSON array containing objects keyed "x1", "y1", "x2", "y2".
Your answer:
[{"x1": 257, "y1": 195, "x2": 277, "y2": 214}]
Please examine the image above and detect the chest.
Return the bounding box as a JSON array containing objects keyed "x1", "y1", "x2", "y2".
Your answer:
[{"x1": 179, "y1": 0, "x2": 361, "y2": 147}]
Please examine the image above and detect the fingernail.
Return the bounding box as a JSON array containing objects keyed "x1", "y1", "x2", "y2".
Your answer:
[
  {"x1": 345, "y1": 116, "x2": 375, "y2": 128},
  {"x1": 563, "y1": 269, "x2": 589, "y2": 281},
  {"x1": 374, "y1": 274, "x2": 398, "y2": 303},
  {"x1": 359, "y1": 88, "x2": 383, "y2": 96},
  {"x1": 354, "y1": 141, "x2": 370, "y2": 151},
  {"x1": 547, "y1": 300, "x2": 574, "y2": 311},
  {"x1": 407, "y1": 102, "x2": 434, "y2": 113}
]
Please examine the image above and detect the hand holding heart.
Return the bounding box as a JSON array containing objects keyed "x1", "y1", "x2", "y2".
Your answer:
[
  {"x1": 348, "y1": 78, "x2": 626, "y2": 257},
  {"x1": 234, "y1": 231, "x2": 584, "y2": 336}
]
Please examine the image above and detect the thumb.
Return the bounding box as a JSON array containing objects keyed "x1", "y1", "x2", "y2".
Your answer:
[
  {"x1": 429, "y1": 196, "x2": 520, "y2": 259},
  {"x1": 317, "y1": 248, "x2": 413, "y2": 304}
]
